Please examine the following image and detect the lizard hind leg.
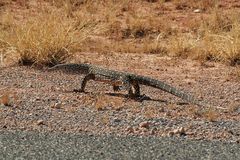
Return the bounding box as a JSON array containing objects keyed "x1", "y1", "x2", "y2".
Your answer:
[
  {"x1": 118, "y1": 77, "x2": 135, "y2": 97},
  {"x1": 132, "y1": 80, "x2": 140, "y2": 97},
  {"x1": 131, "y1": 80, "x2": 150, "y2": 102},
  {"x1": 113, "y1": 85, "x2": 121, "y2": 92},
  {"x1": 114, "y1": 78, "x2": 140, "y2": 98}
]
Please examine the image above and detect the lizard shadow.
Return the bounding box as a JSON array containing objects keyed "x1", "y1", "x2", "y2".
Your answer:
[
  {"x1": 105, "y1": 92, "x2": 168, "y2": 103},
  {"x1": 68, "y1": 89, "x2": 166, "y2": 102},
  {"x1": 69, "y1": 90, "x2": 188, "y2": 105}
]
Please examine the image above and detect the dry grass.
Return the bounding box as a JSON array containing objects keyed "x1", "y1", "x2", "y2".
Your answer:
[
  {"x1": 187, "y1": 106, "x2": 219, "y2": 121},
  {"x1": 202, "y1": 108, "x2": 219, "y2": 122},
  {"x1": 164, "y1": 9, "x2": 240, "y2": 65},
  {"x1": 0, "y1": 90, "x2": 17, "y2": 106},
  {"x1": 193, "y1": 9, "x2": 240, "y2": 65},
  {"x1": 0, "y1": 5, "x2": 100, "y2": 66},
  {"x1": 1, "y1": 0, "x2": 240, "y2": 66},
  {"x1": 0, "y1": 93, "x2": 10, "y2": 106},
  {"x1": 93, "y1": 94, "x2": 124, "y2": 111},
  {"x1": 173, "y1": 0, "x2": 218, "y2": 11}
]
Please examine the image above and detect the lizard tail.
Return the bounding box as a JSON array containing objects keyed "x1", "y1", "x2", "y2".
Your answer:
[{"x1": 136, "y1": 76, "x2": 203, "y2": 106}]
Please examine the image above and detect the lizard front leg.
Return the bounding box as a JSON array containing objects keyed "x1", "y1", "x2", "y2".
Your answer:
[{"x1": 74, "y1": 73, "x2": 95, "y2": 92}]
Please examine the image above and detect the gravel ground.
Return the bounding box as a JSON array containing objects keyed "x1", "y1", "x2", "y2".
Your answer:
[
  {"x1": 0, "y1": 53, "x2": 240, "y2": 143},
  {"x1": 0, "y1": 130, "x2": 239, "y2": 160}
]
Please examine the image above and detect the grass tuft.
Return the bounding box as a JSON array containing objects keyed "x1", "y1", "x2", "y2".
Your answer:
[
  {"x1": 0, "y1": 8, "x2": 99, "y2": 66},
  {"x1": 196, "y1": 10, "x2": 240, "y2": 65},
  {"x1": 0, "y1": 93, "x2": 10, "y2": 106}
]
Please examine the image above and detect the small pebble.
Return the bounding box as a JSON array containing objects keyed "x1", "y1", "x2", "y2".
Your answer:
[
  {"x1": 193, "y1": 9, "x2": 201, "y2": 13},
  {"x1": 36, "y1": 120, "x2": 44, "y2": 125}
]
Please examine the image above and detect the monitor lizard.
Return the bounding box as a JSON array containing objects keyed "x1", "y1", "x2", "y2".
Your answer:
[{"x1": 48, "y1": 63, "x2": 205, "y2": 106}]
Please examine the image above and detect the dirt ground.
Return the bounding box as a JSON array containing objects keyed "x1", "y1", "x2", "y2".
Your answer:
[
  {"x1": 0, "y1": 53, "x2": 239, "y2": 143},
  {"x1": 0, "y1": 0, "x2": 240, "y2": 143}
]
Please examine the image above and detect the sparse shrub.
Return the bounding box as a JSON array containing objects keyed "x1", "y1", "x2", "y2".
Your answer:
[
  {"x1": 122, "y1": 16, "x2": 150, "y2": 39},
  {"x1": 122, "y1": 16, "x2": 170, "y2": 39}
]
